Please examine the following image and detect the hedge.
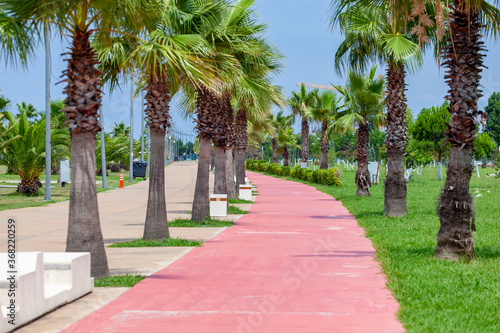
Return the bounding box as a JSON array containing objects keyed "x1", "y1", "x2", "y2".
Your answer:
[{"x1": 245, "y1": 159, "x2": 342, "y2": 186}]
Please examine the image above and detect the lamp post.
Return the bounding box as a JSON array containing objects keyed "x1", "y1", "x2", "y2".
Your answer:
[
  {"x1": 44, "y1": 22, "x2": 51, "y2": 201},
  {"x1": 129, "y1": 79, "x2": 134, "y2": 182}
]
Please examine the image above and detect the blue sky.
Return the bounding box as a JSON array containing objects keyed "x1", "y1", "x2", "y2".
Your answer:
[{"x1": 1, "y1": 0, "x2": 499, "y2": 140}]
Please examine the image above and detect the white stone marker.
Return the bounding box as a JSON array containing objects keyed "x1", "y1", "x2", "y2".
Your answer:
[
  {"x1": 239, "y1": 184, "x2": 252, "y2": 201},
  {"x1": 210, "y1": 194, "x2": 227, "y2": 217}
]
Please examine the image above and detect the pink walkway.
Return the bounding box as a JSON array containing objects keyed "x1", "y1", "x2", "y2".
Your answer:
[{"x1": 63, "y1": 172, "x2": 404, "y2": 333}]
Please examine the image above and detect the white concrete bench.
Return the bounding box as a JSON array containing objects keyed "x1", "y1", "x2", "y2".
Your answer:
[{"x1": 0, "y1": 252, "x2": 93, "y2": 333}]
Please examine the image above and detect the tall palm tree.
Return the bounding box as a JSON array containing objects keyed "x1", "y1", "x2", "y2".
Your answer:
[
  {"x1": 287, "y1": 83, "x2": 316, "y2": 165},
  {"x1": 4, "y1": 0, "x2": 151, "y2": 277},
  {"x1": 330, "y1": 0, "x2": 425, "y2": 216},
  {"x1": 308, "y1": 90, "x2": 341, "y2": 169},
  {"x1": 434, "y1": 0, "x2": 500, "y2": 260},
  {"x1": 97, "y1": 0, "x2": 217, "y2": 236},
  {"x1": 333, "y1": 66, "x2": 385, "y2": 196}
]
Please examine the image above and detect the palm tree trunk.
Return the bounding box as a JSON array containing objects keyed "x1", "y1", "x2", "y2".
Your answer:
[
  {"x1": 320, "y1": 120, "x2": 329, "y2": 169},
  {"x1": 355, "y1": 122, "x2": 370, "y2": 197},
  {"x1": 142, "y1": 69, "x2": 171, "y2": 239},
  {"x1": 301, "y1": 117, "x2": 309, "y2": 163},
  {"x1": 283, "y1": 146, "x2": 289, "y2": 166},
  {"x1": 234, "y1": 109, "x2": 247, "y2": 188},
  {"x1": 383, "y1": 61, "x2": 408, "y2": 216},
  {"x1": 66, "y1": 132, "x2": 109, "y2": 278},
  {"x1": 143, "y1": 127, "x2": 169, "y2": 239},
  {"x1": 193, "y1": 87, "x2": 218, "y2": 221},
  {"x1": 272, "y1": 138, "x2": 278, "y2": 163},
  {"x1": 210, "y1": 147, "x2": 215, "y2": 170},
  {"x1": 435, "y1": 2, "x2": 483, "y2": 260},
  {"x1": 214, "y1": 145, "x2": 227, "y2": 194},
  {"x1": 63, "y1": 29, "x2": 108, "y2": 278},
  {"x1": 225, "y1": 147, "x2": 237, "y2": 199},
  {"x1": 192, "y1": 135, "x2": 211, "y2": 221}
]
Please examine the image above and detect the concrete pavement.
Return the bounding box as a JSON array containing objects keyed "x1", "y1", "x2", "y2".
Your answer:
[{"x1": 0, "y1": 161, "x2": 245, "y2": 333}]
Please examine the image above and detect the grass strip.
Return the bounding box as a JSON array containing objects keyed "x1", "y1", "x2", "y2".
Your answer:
[
  {"x1": 108, "y1": 238, "x2": 202, "y2": 248},
  {"x1": 94, "y1": 274, "x2": 146, "y2": 287},
  {"x1": 228, "y1": 198, "x2": 253, "y2": 204},
  {"x1": 227, "y1": 205, "x2": 248, "y2": 215},
  {"x1": 248, "y1": 165, "x2": 500, "y2": 332},
  {"x1": 169, "y1": 218, "x2": 234, "y2": 227}
]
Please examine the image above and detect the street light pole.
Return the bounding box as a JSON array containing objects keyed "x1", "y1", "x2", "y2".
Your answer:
[
  {"x1": 44, "y1": 22, "x2": 51, "y2": 201},
  {"x1": 129, "y1": 78, "x2": 134, "y2": 182},
  {"x1": 100, "y1": 106, "x2": 107, "y2": 188},
  {"x1": 141, "y1": 90, "x2": 144, "y2": 162}
]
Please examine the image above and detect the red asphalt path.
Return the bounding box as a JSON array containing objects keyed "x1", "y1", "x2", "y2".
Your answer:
[{"x1": 63, "y1": 171, "x2": 404, "y2": 333}]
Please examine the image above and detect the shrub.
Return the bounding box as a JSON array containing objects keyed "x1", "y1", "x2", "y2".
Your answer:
[
  {"x1": 325, "y1": 168, "x2": 342, "y2": 186},
  {"x1": 306, "y1": 170, "x2": 314, "y2": 182},
  {"x1": 282, "y1": 166, "x2": 291, "y2": 177}
]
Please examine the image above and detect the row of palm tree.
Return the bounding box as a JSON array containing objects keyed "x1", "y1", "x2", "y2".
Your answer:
[
  {"x1": 0, "y1": 0, "x2": 283, "y2": 277},
  {"x1": 328, "y1": 0, "x2": 500, "y2": 260}
]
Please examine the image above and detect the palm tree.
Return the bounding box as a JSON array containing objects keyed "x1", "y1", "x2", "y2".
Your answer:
[
  {"x1": 111, "y1": 121, "x2": 130, "y2": 137},
  {"x1": 97, "y1": 0, "x2": 217, "y2": 236},
  {"x1": 267, "y1": 110, "x2": 292, "y2": 163},
  {"x1": 176, "y1": 0, "x2": 281, "y2": 220},
  {"x1": 308, "y1": 90, "x2": 341, "y2": 169},
  {"x1": 287, "y1": 83, "x2": 316, "y2": 165},
  {"x1": 276, "y1": 127, "x2": 298, "y2": 167},
  {"x1": 333, "y1": 66, "x2": 385, "y2": 196},
  {"x1": 330, "y1": 0, "x2": 425, "y2": 215},
  {"x1": 0, "y1": 111, "x2": 69, "y2": 195},
  {"x1": 4, "y1": 0, "x2": 150, "y2": 277},
  {"x1": 434, "y1": 0, "x2": 500, "y2": 260},
  {"x1": 16, "y1": 102, "x2": 39, "y2": 121}
]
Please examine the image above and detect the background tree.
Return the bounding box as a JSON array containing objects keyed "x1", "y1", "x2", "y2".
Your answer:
[
  {"x1": 409, "y1": 102, "x2": 450, "y2": 179},
  {"x1": 287, "y1": 83, "x2": 316, "y2": 165},
  {"x1": 485, "y1": 92, "x2": 500, "y2": 145},
  {"x1": 473, "y1": 132, "x2": 495, "y2": 161},
  {"x1": 308, "y1": 90, "x2": 341, "y2": 169}
]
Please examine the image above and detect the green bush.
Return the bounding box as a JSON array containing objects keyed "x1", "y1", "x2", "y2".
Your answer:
[
  {"x1": 325, "y1": 168, "x2": 342, "y2": 186},
  {"x1": 275, "y1": 166, "x2": 282, "y2": 176},
  {"x1": 282, "y1": 166, "x2": 291, "y2": 176},
  {"x1": 306, "y1": 170, "x2": 314, "y2": 182}
]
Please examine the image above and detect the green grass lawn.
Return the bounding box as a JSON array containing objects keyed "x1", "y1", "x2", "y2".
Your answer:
[
  {"x1": 227, "y1": 205, "x2": 248, "y2": 215},
  {"x1": 0, "y1": 167, "x2": 143, "y2": 211},
  {"x1": 94, "y1": 274, "x2": 146, "y2": 287},
  {"x1": 249, "y1": 164, "x2": 500, "y2": 332},
  {"x1": 108, "y1": 237, "x2": 202, "y2": 247},
  {"x1": 169, "y1": 218, "x2": 234, "y2": 227}
]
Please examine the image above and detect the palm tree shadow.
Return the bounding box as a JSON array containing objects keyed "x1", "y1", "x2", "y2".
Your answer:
[{"x1": 293, "y1": 250, "x2": 375, "y2": 258}]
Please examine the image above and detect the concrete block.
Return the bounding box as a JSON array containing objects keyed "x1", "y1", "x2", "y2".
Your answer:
[
  {"x1": 210, "y1": 194, "x2": 227, "y2": 217},
  {"x1": 239, "y1": 184, "x2": 252, "y2": 201},
  {"x1": 0, "y1": 252, "x2": 93, "y2": 333}
]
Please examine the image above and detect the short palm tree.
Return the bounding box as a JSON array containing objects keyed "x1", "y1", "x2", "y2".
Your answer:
[
  {"x1": 276, "y1": 127, "x2": 298, "y2": 167},
  {"x1": 287, "y1": 83, "x2": 316, "y2": 165},
  {"x1": 308, "y1": 90, "x2": 341, "y2": 169},
  {"x1": 268, "y1": 110, "x2": 293, "y2": 163},
  {"x1": 333, "y1": 66, "x2": 385, "y2": 196},
  {"x1": 0, "y1": 111, "x2": 69, "y2": 195}
]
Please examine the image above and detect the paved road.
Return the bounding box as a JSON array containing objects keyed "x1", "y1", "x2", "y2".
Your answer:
[{"x1": 62, "y1": 171, "x2": 404, "y2": 333}]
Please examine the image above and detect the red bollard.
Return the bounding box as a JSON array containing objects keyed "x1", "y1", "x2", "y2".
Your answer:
[{"x1": 119, "y1": 173, "x2": 124, "y2": 188}]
